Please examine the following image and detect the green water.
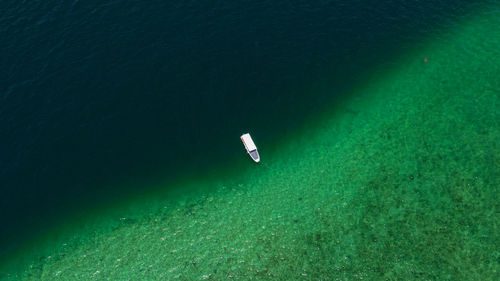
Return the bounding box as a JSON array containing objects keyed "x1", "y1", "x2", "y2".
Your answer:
[{"x1": 2, "y1": 7, "x2": 499, "y2": 281}]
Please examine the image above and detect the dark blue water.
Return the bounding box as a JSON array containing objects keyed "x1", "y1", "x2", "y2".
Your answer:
[{"x1": 0, "y1": 0, "x2": 482, "y2": 257}]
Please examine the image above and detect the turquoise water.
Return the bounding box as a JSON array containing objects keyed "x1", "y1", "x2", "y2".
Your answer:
[
  {"x1": 3, "y1": 0, "x2": 482, "y2": 254},
  {"x1": 1, "y1": 1, "x2": 499, "y2": 280}
]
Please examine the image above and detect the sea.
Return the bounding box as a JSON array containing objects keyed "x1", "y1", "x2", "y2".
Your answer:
[{"x1": 1, "y1": 0, "x2": 497, "y2": 273}]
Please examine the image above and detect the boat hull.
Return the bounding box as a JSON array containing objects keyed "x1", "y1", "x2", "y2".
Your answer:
[{"x1": 241, "y1": 133, "x2": 260, "y2": 162}]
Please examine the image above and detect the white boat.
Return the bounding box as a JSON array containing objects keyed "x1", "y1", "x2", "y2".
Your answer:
[{"x1": 240, "y1": 133, "x2": 260, "y2": 162}]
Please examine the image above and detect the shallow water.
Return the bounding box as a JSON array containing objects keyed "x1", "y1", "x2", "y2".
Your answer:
[{"x1": 1, "y1": 0, "x2": 499, "y2": 279}]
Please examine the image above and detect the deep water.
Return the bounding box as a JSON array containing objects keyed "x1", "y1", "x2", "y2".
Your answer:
[{"x1": 0, "y1": 0, "x2": 492, "y2": 259}]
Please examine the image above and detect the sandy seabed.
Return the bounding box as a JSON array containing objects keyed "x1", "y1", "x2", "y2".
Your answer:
[{"x1": 1, "y1": 7, "x2": 499, "y2": 281}]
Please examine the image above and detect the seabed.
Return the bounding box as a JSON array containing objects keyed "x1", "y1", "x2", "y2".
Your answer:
[{"x1": 1, "y1": 8, "x2": 499, "y2": 281}]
